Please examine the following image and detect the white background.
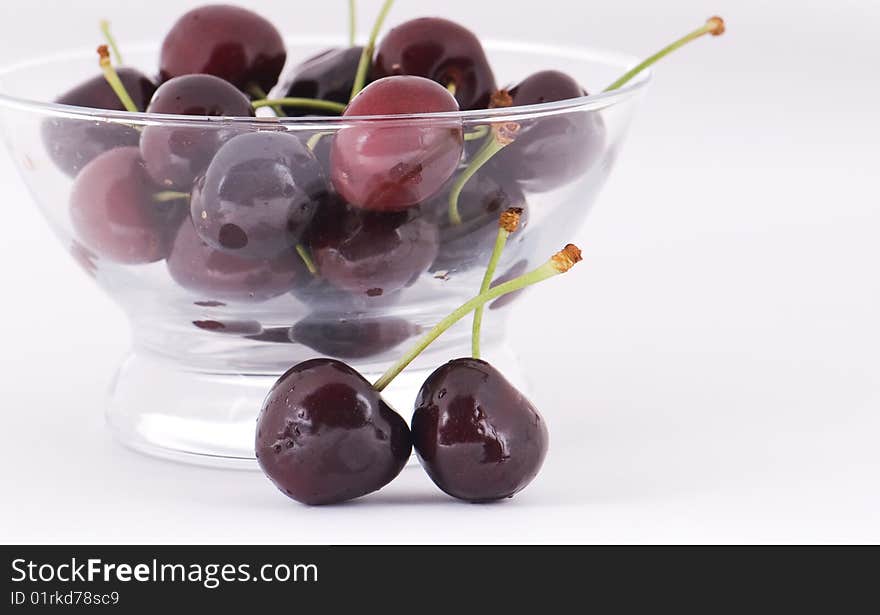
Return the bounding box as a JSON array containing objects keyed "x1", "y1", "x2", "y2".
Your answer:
[{"x1": 1, "y1": 0, "x2": 878, "y2": 544}]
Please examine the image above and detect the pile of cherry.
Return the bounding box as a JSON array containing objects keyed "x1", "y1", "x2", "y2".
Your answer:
[
  {"x1": 48, "y1": 3, "x2": 553, "y2": 306},
  {"x1": 40, "y1": 2, "x2": 724, "y2": 503}
]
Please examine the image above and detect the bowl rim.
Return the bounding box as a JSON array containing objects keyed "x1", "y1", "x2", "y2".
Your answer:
[{"x1": 0, "y1": 36, "x2": 652, "y2": 126}]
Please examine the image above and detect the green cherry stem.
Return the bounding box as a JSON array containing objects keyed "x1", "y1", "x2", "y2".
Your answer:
[
  {"x1": 97, "y1": 45, "x2": 138, "y2": 112},
  {"x1": 252, "y1": 98, "x2": 347, "y2": 114},
  {"x1": 349, "y1": 0, "x2": 395, "y2": 101},
  {"x1": 373, "y1": 244, "x2": 583, "y2": 392},
  {"x1": 349, "y1": 0, "x2": 357, "y2": 47},
  {"x1": 472, "y1": 208, "x2": 522, "y2": 359},
  {"x1": 464, "y1": 126, "x2": 489, "y2": 141},
  {"x1": 247, "y1": 84, "x2": 287, "y2": 117},
  {"x1": 246, "y1": 84, "x2": 268, "y2": 99},
  {"x1": 604, "y1": 16, "x2": 726, "y2": 92},
  {"x1": 152, "y1": 191, "x2": 190, "y2": 203},
  {"x1": 448, "y1": 122, "x2": 520, "y2": 225},
  {"x1": 99, "y1": 20, "x2": 123, "y2": 66},
  {"x1": 295, "y1": 244, "x2": 318, "y2": 276}
]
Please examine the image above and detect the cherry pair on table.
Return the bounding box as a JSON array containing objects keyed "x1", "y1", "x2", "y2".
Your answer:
[{"x1": 255, "y1": 242, "x2": 582, "y2": 506}]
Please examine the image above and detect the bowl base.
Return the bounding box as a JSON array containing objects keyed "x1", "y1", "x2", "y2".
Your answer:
[{"x1": 106, "y1": 346, "x2": 528, "y2": 470}]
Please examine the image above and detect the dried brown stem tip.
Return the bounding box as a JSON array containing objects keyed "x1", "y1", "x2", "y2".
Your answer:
[
  {"x1": 492, "y1": 122, "x2": 521, "y2": 146},
  {"x1": 551, "y1": 244, "x2": 583, "y2": 273},
  {"x1": 499, "y1": 208, "x2": 524, "y2": 233},
  {"x1": 97, "y1": 45, "x2": 110, "y2": 64},
  {"x1": 707, "y1": 16, "x2": 725, "y2": 36},
  {"x1": 490, "y1": 90, "x2": 514, "y2": 109}
]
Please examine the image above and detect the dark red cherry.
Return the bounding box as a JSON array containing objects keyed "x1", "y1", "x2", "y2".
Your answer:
[
  {"x1": 166, "y1": 219, "x2": 301, "y2": 302},
  {"x1": 192, "y1": 131, "x2": 326, "y2": 259},
  {"x1": 412, "y1": 358, "x2": 549, "y2": 502},
  {"x1": 255, "y1": 358, "x2": 412, "y2": 505},
  {"x1": 42, "y1": 68, "x2": 157, "y2": 176},
  {"x1": 159, "y1": 4, "x2": 286, "y2": 93},
  {"x1": 492, "y1": 70, "x2": 606, "y2": 192},
  {"x1": 331, "y1": 76, "x2": 464, "y2": 211},
  {"x1": 308, "y1": 198, "x2": 439, "y2": 298},
  {"x1": 373, "y1": 17, "x2": 497, "y2": 111},
  {"x1": 69, "y1": 147, "x2": 180, "y2": 264},
  {"x1": 291, "y1": 314, "x2": 419, "y2": 359},
  {"x1": 429, "y1": 171, "x2": 528, "y2": 273},
  {"x1": 281, "y1": 47, "x2": 365, "y2": 116},
  {"x1": 140, "y1": 74, "x2": 255, "y2": 189},
  {"x1": 509, "y1": 70, "x2": 587, "y2": 104}
]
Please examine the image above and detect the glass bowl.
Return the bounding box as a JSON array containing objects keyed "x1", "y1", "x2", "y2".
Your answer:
[{"x1": 0, "y1": 37, "x2": 650, "y2": 468}]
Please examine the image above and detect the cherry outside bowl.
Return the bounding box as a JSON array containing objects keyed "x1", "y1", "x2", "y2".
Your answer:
[{"x1": 0, "y1": 37, "x2": 650, "y2": 468}]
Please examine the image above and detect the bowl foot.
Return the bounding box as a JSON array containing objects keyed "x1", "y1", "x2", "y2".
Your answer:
[{"x1": 106, "y1": 347, "x2": 528, "y2": 470}]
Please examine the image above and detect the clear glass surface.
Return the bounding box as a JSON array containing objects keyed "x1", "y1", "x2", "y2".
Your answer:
[{"x1": 0, "y1": 38, "x2": 650, "y2": 468}]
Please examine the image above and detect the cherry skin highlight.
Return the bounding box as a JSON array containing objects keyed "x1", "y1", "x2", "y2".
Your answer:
[
  {"x1": 412, "y1": 358, "x2": 549, "y2": 502},
  {"x1": 166, "y1": 220, "x2": 302, "y2": 302},
  {"x1": 192, "y1": 131, "x2": 327, "y2": 259},
  {"x1": 281, "y1": 47, "x2": 365, "y2": 116},
  {"x1": 255, "y1": 358, "x2": 412, "y2": 505},
  {"x1": 492, "y1": 70, "x2": 606, "y2": 192},
  {"x1": 330, "y1": 76, "x2": 464, "y2": 211},
  {"x1": 69, "y1": 147, "x2": 178, "y2": 264},
  {"x1": 159, "y1": 4, "x2": 286, "y2": 93},
  {"x1": 140, "y1": 74, "x2": 255, "y2": 190},
  {"x1": 308, "y1": 197, "x2": 439, "y2": 298},
  {"x1": 43, "y1": 68, "x2": 157, "y2": 177},
  {"x1": 374, "y1": 17, "x2": 497, "y2": 111}
]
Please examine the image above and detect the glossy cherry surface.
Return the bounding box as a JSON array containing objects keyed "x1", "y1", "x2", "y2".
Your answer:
[
  {"x1": 281, "y1": 47, "x2": 364, "y2": 116},
  {"x1": 255, "y1": 358, "x2": 412, "y2": 505},
  {"x1": 69, "y1": 147, "x2": 179, "y2": 264},
  {"x1": 412, "y1": 358, "x2": 549, "y2": 502},
  {"x1": 43, "y1": 68, "x2": 157, "y2": 176},
  {"x1": 192, "y1": 131, "x2": 326, "y2": 259},
  {"x1": 159, "y1": 4, "x2": 286, "y2": 93},
  {"x1": 492, "y1": 70, "x2": 606, "y2": 192},
  {"x1": 166, "y1": 219, "x2": 301, "y2": 302},
  {"x1": 308, "y1": 198, "x2": 439, "y2": 298},
  {"x1": 429, "y1": 171, "x2": 528, "y2": 272},
  {"x1": 291, "y1": 314, "x2": 419, "y2": 359},
  {"x1": 140, "y1": 74, "x2": 255, "y2": 189},
  {"x1": 374, "y1": 17, "x2": 497, "y2": 111},
  {"x1": 331, "y1": 76, "x2": 463, "y2": 211}
]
